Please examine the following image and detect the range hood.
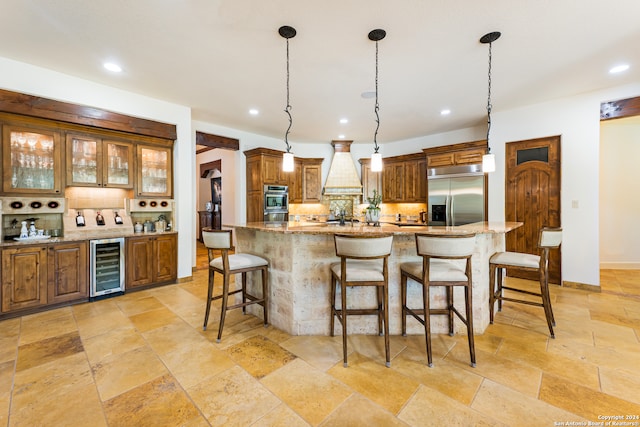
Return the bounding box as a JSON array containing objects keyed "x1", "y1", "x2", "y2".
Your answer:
[{"x1": 322, "y1": 140, "x2": 363, "y2": 196}]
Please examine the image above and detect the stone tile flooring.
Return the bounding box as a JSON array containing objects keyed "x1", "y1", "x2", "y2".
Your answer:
[{"x1": 1, "y1": 265, "x2": 639, "y2": 426}]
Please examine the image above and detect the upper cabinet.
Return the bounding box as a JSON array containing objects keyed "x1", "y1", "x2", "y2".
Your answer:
[
  {"x1": 359, "y1": 158, "x2": 382, "y2": 201},
  {"x1": 2, "y1": 122, "x2": 63, "y2": 195},
  {"x1": 1, "y1": 111, "x2": 174, "y2": 197},
  {"x1": 136, "y1": 145, "x2": 173, "y2": 197},
  {"x1": 377, "y1": 153, "x2": 426, "y2": 203},
  {"x1": 424, "y1": 140, "x2": 487, "y2": 168},
  {"x1": 66, "y1": 134, "x2": 134, "y2": 188}
]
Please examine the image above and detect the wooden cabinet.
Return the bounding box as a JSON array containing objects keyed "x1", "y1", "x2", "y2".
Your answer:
[
  {"x1": 382, "y1": 162, "x2": 405, "y2": 202},
  {"x1": 378, "y1": 153, "x2": 427, "y2": 203},
  {"x1": 424, "y1": 140, "x2": 487, "y2": 168},
  {"x1": 198, "y1": 211, "x2": 212, "y2": 241},
  {"x1": 2, "y1": 121, "x2": 63, "y2": 195},
  {"x1": 360, "y1": 159, "x2": 382, "y2": 201},
  {"x1": 47, "y1": 242, "x2": 89, "y2": 304},
  {"x1": 66, "y1": 134, "x2": 134, "y2": 188},
  {"x1": 1, "y1": 241, "x2": 88, "y2": 315},
  {"x1": 300, "y1": 160, "x2": 322, "y2": 203},
  {"x1": 1, "y1": 246, "x2": 48, "y2": 313},
  {"x1": 244, "y1": 148, "x2": 322, "y2": 221},
  {"x1": 126, "y1": 233, "x2": 177, "y2": 289},
  {"x1": 136, "y1": 144, "x2": 173, "y2": 197}
]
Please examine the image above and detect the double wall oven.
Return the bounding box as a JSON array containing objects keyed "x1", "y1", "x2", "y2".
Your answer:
[{"x1": 263, "y1": 185, "x2": 289, "y2": 222}]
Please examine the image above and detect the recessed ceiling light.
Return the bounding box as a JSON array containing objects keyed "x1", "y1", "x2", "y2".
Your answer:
[
  {"x1": 361, "y1": 91, "x2": 376, "y2": 99},
  {"x1": 440, "y1": 109, "x2": 451, "y2": 115},
  {"x1": 103, "y1": 62, "x2": 122, "y2": 73},
  {"x1": 609, "y1": 64, "x2": 630, "y2": 74},
  {"x1": 249, "y1": 109, "x2": 259, "y2": 116},
  {"x1": 339, "y1": 118, "x2": 348, "y2": 124},
  {"x1": 338, "y1": 134, "x2": 345, "y2": 139}
]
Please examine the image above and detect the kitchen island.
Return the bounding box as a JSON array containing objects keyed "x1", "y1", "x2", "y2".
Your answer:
[{"x1": 231, "y1": 221, "x2": 521, "y2": 336}]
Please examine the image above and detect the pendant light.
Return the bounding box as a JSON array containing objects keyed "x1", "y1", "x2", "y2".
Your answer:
[
  {"x1": 369, "y1": 29, "x2": 386, "y2": 172},
  {"x1": 279, "y1": 25, "x2": 296, "y2": 172},
  {"x1": 480, "y1": 31, "x2": 501, "y2": 173}
]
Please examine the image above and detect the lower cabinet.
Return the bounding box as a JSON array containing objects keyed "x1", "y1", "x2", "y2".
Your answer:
[
  {"x1": 126, "y1": 233, "x2": 177, "y2": 289},
  {"x1": 1, "y1": 241, "x2": 88, "y2": 315},
  {"x1": 48, "y1": 242, "x2": 89, "y2": 304}
]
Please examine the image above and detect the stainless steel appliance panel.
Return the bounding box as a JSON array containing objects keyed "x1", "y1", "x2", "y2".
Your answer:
[
  {"x1": 263, "y1": 185, "x2": 288, "y2": 222},
  {"x1": 90, "y1": 238, "x2": 125, "y2": 297},
  {"x1": 428, "y1": 170, "x2": 484, "y2": 226}
]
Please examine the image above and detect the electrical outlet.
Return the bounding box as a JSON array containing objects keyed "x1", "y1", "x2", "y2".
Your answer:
[{"x1": 572, "y1": 200, "x2": 579, "y2": 209}]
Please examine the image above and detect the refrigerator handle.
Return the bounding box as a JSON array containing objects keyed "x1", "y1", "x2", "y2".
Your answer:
[
  {"x1": 446, "y1": 195, "x2": 451, "y2": 226},
  {"x1": 450, "y1": 196, "x2": 455, "y2": 226}
]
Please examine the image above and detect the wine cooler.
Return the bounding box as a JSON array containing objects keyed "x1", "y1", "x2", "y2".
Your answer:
[{"x1": 90, "y1": 238, "x2": 125, "y2": 297}]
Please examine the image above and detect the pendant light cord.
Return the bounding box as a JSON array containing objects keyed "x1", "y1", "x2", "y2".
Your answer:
[
  {"x1": 284, "y1": 37, "x2": 293, "y2": 153},
  {"x1": 373, "y1": 40, "x2": 381, "y2": 154},
  {"x1": 486, "y1": 41, "x2": 493, "y2": 153}
]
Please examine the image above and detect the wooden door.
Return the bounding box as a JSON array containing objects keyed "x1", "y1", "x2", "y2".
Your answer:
[
  {"x1": 505, "y1": 135, "x2": 561, "y2": 283},
  {"x1": 1, "y1": 246, "x2": 48, "y2": 313},
  {"x1": 302, "y1": 164, "x2": 321, "y2": 203},
  {"x1": 48, "y1": 242, "x2": 89, "y2": 304},
  {"x1": 154, "y1": 234, "x2": 177, "y2": 283},
  {"x1": 126, "y1": 237, "x2": 154, "y2": 288}
]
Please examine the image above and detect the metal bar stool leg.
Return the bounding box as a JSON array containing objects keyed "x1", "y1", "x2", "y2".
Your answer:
[
  {"x1": 489, "y1": 264, "x2": 496, "y2": 324},
  {"x1": 329, "y1": 275, "x2": 337, "y2": 337},
  {"x1": 447, "y1": 286, "x2": 454, "y2": 336}
]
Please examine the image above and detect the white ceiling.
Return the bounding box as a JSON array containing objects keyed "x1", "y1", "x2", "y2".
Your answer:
[{"x1": 2, "y1": 1, "x2": 639, "y2": 145}]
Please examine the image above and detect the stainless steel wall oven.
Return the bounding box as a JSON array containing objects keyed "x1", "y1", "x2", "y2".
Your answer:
[
  {"x1": 90, "y1": 238, "x2": 125, "y2": 297},
  {"x1": 263, "y1": 185, "x2": 288, "y2": 222}
]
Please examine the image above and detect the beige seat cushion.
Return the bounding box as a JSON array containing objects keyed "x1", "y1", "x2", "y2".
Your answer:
[
  {"x1": 400, "y1": 259, "x2": 468, "y2": 282},
  {"x1": 490, "y1": 251, "x2": 540, "y2": 269},
  {"x1": 210, "y1": 254, "x2": 268, "y2": 271},
  {"x1": 330, "y1": 260, "x2": 384, "y2": 282}
]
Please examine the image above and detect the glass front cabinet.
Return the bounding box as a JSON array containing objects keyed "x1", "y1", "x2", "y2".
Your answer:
[
  {"x1": 2, "y1": 124, "x2": 63, "y2": 194},
  {"x1": 136, "y1": 145, "x2": 172, "y2": 197},
  {"x1": 66, "y1": 134, "x2": 134, "y2": 188}
]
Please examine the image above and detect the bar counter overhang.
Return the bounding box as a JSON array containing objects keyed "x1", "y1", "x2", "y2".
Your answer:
[{"x1": 230, "y1": 221, "x2": 522, "y2": 336}]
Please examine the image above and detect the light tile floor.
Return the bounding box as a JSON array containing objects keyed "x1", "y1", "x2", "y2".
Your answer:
[{"x1": 1, "y1": 260, "x2": 639, "y2": 426}]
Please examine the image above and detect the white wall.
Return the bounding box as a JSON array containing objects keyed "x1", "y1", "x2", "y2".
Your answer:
[
  {"x1": 599, "y1": 117, "x2": 640, "y2": 268},
  {"x1": 490, "y1": 83, "x2": 640, "y2": 287},
  {"x1": 1, "y1": 57, "x2": 195, "y2": 279}
]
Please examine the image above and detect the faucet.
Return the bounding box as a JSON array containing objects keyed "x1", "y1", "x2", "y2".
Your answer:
[{"x1": 339, "y1": 209, "x2": 346, "y2": 226}]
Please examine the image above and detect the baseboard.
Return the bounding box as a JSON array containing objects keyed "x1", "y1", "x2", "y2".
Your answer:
[
  {"x1": 600, "y1": 262, "x2": 640, "y2": 270},
  {"x1": 177, "y1": 275, "x2": 193, "y2": 283},
  {"x1": 562, "y1": 280, "x2": 601, "y2": 292}
]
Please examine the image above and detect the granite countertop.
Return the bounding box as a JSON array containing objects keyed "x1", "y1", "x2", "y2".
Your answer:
[
  {"x1": 0, "y1": 230, "x2": 178, "y2": 247},
  {"x1": 229, "y1": 221, "x2": 523, "y2": 235}
]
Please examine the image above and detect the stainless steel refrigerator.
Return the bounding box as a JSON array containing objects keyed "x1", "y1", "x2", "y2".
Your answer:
[{"x1": 427, "y1": 164, "x2": 485, "y2": 226}]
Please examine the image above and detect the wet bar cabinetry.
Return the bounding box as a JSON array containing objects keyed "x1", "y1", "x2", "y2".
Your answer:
[
  {"x1": 125, "y1": 233, "x2": 177, "y2": 289},
  {"x1": 136, "y1": 144, "x2": 173, "y2": 197},
  {"x1": 66, "y1": 134, "x2": 134, "y2": 188},
  {"x1": 0, "y1": 112, "x2": 174, "y2": 197},
  {"x1": 1, "y1": 241, "x2": 88, "y2": 316},
  {"x1": 2, "y1": 120, "x2": 63, "y2": 195}
]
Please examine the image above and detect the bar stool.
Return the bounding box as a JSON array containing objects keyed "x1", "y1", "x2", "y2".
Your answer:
[
  {"x1": 202, "y1": 229, "x2": 269, "y2": 342},
  {"x1": 400, "y1": 233, "x2": 477, "y2": 367},
  {"x1": 329, "y1": 233, "x2": 394, "y2": 367},
  {"x1": 489, "y1": 227, "x2": 562, "y2": 338}
]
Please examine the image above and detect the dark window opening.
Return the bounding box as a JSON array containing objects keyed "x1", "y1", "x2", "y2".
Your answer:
[{"x1": 517, "y1": 147, "x2": 548, "y2": 165}]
